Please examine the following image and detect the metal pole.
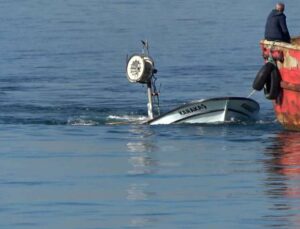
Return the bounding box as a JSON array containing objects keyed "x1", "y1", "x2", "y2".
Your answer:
[{"x1": 147, "y1": 81, "x2": 154, "y2": 120}]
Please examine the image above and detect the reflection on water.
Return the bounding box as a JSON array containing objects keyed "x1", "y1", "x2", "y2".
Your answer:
[
  {"x1": 265, "y1": 132, "x2": 300, "y2": 191},
  {"x1": 127, "y1": 142, "x2": 157, "y2": 154},
  {"x1": 129, "y1": 217, "x2": 159, "y2": 228},
  {"x1": 264, "y1": 131, "x2": 300, "y2": 228},
  {"x1": 127, "y1": 183, "x2": 155, "y2": 201},
  {"x1": 127, "y1": 155, "x2": 158, "y2": 176},
  {"x1": 126, "y1": 125, "x2": 159, "y2": 227},
  {"x1": 126, "y1": 126, "x2": 159, "y2": 176}
]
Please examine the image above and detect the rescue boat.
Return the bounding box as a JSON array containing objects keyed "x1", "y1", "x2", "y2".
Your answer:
[{"x1": 254, "y1": 36, "x2": 300, "y2": 131}]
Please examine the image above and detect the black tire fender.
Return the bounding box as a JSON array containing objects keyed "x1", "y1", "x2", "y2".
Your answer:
[
  {"x1": 264, "y1": 67, "x2": 281, "y2": 100},
  {"x1": 252, "y1": 62, "x2": 275, "y2": 91}
]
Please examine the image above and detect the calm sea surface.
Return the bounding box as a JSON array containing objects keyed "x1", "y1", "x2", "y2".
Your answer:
[{"x1": 0, "y1": 0, "x2": 300, "y2": 228}]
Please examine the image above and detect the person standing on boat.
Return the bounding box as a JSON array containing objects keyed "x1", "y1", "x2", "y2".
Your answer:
[{"x1": 264, "y1": 2, "x2": 291, "y2": 43}]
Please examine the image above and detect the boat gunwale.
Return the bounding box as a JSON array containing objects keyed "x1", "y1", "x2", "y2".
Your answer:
[{"x1": 260, "y1": 36, "x2": 300, "y2": 51}]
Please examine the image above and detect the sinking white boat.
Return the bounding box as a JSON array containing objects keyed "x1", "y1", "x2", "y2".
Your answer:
[
  {"x1": 126, "y1": 41, "x2": 260, "y2": 125},
  {"x1": 148, "y1": 97, "x2": 259, "y2": 125}
]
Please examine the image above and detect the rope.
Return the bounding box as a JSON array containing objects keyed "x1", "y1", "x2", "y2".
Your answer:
[{"x1": 247, "y1": 89, "x2": 256, "y2": 98}]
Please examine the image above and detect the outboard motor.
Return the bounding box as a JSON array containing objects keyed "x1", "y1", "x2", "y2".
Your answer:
[{"x1": 126, "y1": 41, "x2": 159, "y2": 120}]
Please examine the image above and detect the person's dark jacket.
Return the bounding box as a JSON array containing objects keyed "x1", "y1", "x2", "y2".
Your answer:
[{"x1": 264, "y1": 9, "x2": 291, "y2": 43}]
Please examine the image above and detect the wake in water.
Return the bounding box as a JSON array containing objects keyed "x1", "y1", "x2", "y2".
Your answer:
[
  {"x1": 67, "y1": 114, "x2": 148, "y2": 126},
  {"x1": 106, "y1": 115, "x2": 148, "y2": 125},
  {"x1": 67, "y1": 117, "x2": 100, "y2": 126}
]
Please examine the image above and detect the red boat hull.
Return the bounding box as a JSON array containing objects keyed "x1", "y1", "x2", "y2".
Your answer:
[{"x1": 260, "y1": 37, "x2": 300, "y2": 130}]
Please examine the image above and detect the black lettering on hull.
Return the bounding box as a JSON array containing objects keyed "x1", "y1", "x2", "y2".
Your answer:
[{"x1": 179, "y1": 104, "x2": 207, "y2": 115}]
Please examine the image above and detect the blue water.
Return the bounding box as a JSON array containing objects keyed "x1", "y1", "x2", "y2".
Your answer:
[{"x1": 1, "y1": 0, "x2": 300, "y2": 228}]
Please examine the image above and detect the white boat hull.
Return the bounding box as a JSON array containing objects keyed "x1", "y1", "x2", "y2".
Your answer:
[{"x1": 148, "y1": 97, "x2": 260, "y2": 125}]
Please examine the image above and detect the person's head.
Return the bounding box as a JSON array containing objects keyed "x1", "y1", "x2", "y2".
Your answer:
[{"x1": 276, "y1": 2, "x2": 285, "y2": 12}]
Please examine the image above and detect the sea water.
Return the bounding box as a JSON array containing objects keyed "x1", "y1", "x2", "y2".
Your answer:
[{"x1": 0, "y1": 0, "x2": 300, "y2": 228}]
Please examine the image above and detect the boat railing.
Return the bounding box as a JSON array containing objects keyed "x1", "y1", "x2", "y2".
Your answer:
[{"x1": 260, "y1": 36, "x2": 300, "y2": 50}]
